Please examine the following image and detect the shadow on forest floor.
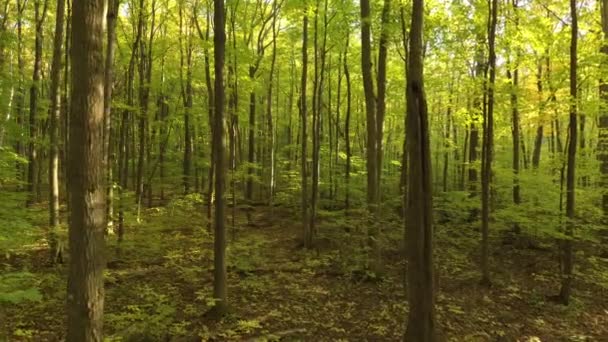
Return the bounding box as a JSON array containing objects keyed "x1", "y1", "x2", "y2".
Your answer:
[{"x1": 1, "y1": 197, "x2": 607, "y2": 341}]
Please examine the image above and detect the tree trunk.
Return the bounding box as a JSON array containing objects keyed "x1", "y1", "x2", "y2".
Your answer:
[
  {"x1": 14, "y1": 0, "x2": 26, "y2": 182},
  {"x1": 211, "y1": 0, "x2": 227, "y2": 316},
  {"x1": 179, "y1": 3, "x2": 193, "y2": 194},
  {"x1": 404, "y1": 0, "x2": 436, "y2": 339},
  {"x1": 558, "y1": 0, "x2": 577, "y2": 305},
  {"x1": 480, "y1": 0, "x2": 497, "y2": 287},
  {"x1": 300, "y1": 9, "x2": 311, "y2": 248},
  {"x1": 600, "y1": 0, "x2": 608, "y2": 217},
  {"x1": 66, "y1": 0, "x2": 106, "y2": 338},
  {"x1": 532, "y1": 58, "x2": 543, "y2": 169},
  {"x1": 343, "y1": 35, "x2": 352, "y2": 212},
  {"x1": 28, "y1": 0, "x2": 48, "y2": 205},
  {"x1": 104, "y1": 0, "x2": 119, "y2": 230},
  {"x1": 507, "y1": 1, "x2": 521, "y2": 232},
  {"x1": 48, "y1": 0, "x2": 66, "y2": 262},
  {"x1": 360, "y1": 0, "x2": 378, "y2": 209}
]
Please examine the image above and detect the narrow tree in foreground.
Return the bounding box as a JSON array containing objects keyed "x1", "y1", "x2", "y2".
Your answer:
[
  {"x1": 404, "y1": 0, "x2": 436, "y2": 340},
  {"x1": 28, "y1": 0, "x2": 48, "y2": 205},
  {"x1": 300, "y1": 7, "x2": 311, "y2": 248},
  {"x1": 66, "y1": 0, "x2": 106, "y2": 339},
  {"x1": 211, "y1": 0, "x2": 227, "y2": 316},
  {"x1": 480, "y1": 0, "x2": 497, "y2": 287},
  {"x1": 558, "y1": 0, "x2": 577, "y2": 305},
  {"x1": 48, "y1": 0, "x2": 65, "y2": 262},
  {"x1": 599, "y1": 0, "x2": 608, "y2": 218}
]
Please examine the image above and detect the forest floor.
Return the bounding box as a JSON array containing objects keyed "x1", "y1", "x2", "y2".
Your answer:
[{"x1": 1, "y1": 195, "x2": 608, "y2": 341}]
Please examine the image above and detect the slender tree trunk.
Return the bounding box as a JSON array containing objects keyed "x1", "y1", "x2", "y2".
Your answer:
[
  {"x1": 28, "y1": 0, "x2": 48, "y2": 205},
  {"x1": 360, "y1": 0, "x2": 378, "y2": 209},
  {"x1": 48, "y1": 0, "x2": 66, "y2": 262},
  {"x1": 443, "y1": 90, "x2": 452, "y2": 192},
  {"x1": 404, "y1": 0, "x2": 436, "y2": 339},
  {"x1": 104, "y1": 0, "x2": 119, "y2": 231},
  {"x1": 66, "y1": 0, "x2": 106, "y2": 338},
  {"x1": 343, "y1": 36, "x2": 352, "y2": 212},
  {"x1": 507, "y1": 2, "x2": 521, "y2": 232},
  {"x1": 300, "y1": 8, "x2": 311, "y2": 248},
  {"x1": 14, "y1": 0, "x2": 26, "y2": 182},
  {"x1": 211, "y1": 0, "x2": 227, "y2": 316},
  {"x1": 558, "y1": 0, "x2": 577, "y2": 305},
  {"x1": 480, "y1": 0, "x2": 497, "y2": 287},
  {"x1": 179, "y1": 3, "x2": 193, "y2": 194},
  {"x1": 599, "y1": 0, "x2": 608, "y2": 217},
  {"x1": 532, "y1": 58, "x2": 543, "y2": 169}
]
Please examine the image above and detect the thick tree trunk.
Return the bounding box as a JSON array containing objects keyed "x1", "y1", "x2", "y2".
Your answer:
[
  {"x1": 66, "y1": 0, "x2": 106, "y2": 338},
  {"x1": 404, "y1": 0, "x2": 436, "y2": 340}
]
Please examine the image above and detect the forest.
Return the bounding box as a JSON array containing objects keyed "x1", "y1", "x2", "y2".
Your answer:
[{"x1": 0, "y1": 0, "x2": 607, "y2": 340}]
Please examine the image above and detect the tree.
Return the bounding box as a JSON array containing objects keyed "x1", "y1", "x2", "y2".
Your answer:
[
  {"x1": 506, "y1": 0, "x2": 521, "y2": 233},
  {"x1": 404, "y1": 0, "x2": 436, "y2": 339},
  {"x1": 360, "y1": 0, "x2": 390, "y2": 272},
  {"x1": 600, "y1": 0, "x2": 608, "y2": 218},
  {"x1": 211, "y1": 0, "x2": 227, "y2": 316},
  {"x1": 104, "y1": 0, "x2": 120, "y2": 231},
  {"x1": 27, "y1": 0, "x2": 48, "y2": 205},
  {"x1": 66, "y1": 0, "x2": 107, "y2": 338},
  {"x1": 480, "y1": 0, "x2": 497, "y2": 287},
  {"x1": 48, "y1": 0, "x2": 66, "y2": 262},
  {"x1": 557, "y1": 0, "x2": 577, "y2": 305},
  {"x1": 300, "y1": 4, "x2": 311, "y2": 248}
]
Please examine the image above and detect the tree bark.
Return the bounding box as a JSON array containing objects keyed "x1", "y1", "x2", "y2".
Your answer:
[
  {"x1": 558, "y1": 0, "x2": 577, "y2": 305},
  {"x1": 480, "y1": 0, "x2": 497, "y2": 287},
  {"x1": 66, "y1": 0, "x2": 106, "y2": 338},
  {"x1": 211, "y1": 0, "x2": 227, "y2": 316},
  {"x1": 27, "y1": 0, "x2": 48, "y2": 205},
  {"x1": 48, "y1": 0, "x2": 66, "y2": 262},
  {"x1": 104, "y1": 0, "x2": 119, "y2": 230},
  {"x1": 300, "y1": 7, "x2": 311, "y2": 248},
  {"x1": 600, "y1": 0, "x2": 608, "y2": 216},
  {"x1": 404, "y1": 0, "x2": 436, "y2": 339},
  {"x1": 344, "y1": 36, "x2": 352, "y2": 211}
]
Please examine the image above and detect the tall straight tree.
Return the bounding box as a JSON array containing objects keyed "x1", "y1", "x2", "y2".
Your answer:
[
  {"x1": 558, "y1": 0, "x2": 577, "y2": 305},
  {"x1": 104, "y1": 0, "x2": 120, "y2": 230},
  {"x1": 480, "y1": 0, "x2": 497, "y2": 287},
  {"x1": 360, "y1": 0, "x2": 377, "y2": 209},
  {"x1": 506, "y1": 0, "x2": 521, "y2": 233},
  {"x1": 211, "y1": 0, "x2": 227, "y2": 316},
  {"x1": 66, "y1": 0, "x2": 106, "y2": 339},
  {"x1": 48, "y1": 0, "x2": 66, "y2": 262},
  {"x1": 300, "y1": 4, "x2": 311, "y2": 248},
  {"x1": 600, "y1": 0, "x2": 608, "y2": 218},
  {"x1": 360, "y1": 0, "x2": 390, "y2": 272},
  {"x1": 27, "y1": 0, "x2": 48, "y2": 205},
  {"x1": 404, "y1": 0, "x2": 436, "y2": 339}
]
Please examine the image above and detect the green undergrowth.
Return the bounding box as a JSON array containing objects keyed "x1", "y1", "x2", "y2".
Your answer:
[{"x1": 1, "y1": 191, "x2": 607, "y2": 340}]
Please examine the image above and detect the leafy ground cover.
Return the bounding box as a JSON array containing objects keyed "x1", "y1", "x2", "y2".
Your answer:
[{"x1": 1, "y1": 195, "x2": 607, "y2": 341}]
